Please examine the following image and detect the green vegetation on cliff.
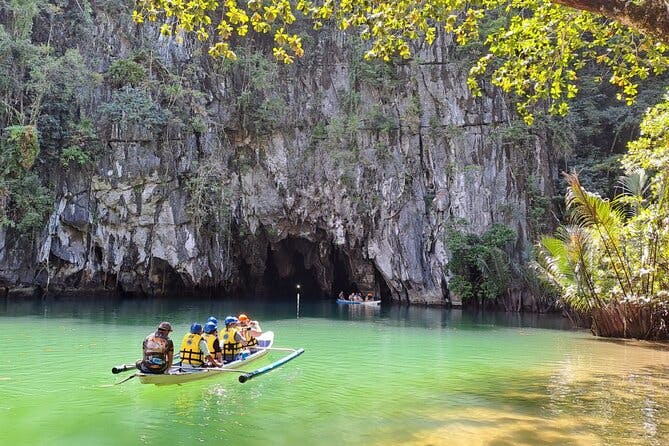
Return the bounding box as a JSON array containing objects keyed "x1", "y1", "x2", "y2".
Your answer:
[
  {"x1": 0, "y1": 0, "x2": 99, "y2": 233},
  {"x1": 446, "y1": 222, "x2": 516, "y2": 305},
  {"x1": 0, "y1": 125, "x2": 50, "y2": 233}
]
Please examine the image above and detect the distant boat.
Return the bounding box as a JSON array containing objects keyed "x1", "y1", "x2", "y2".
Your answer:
[{"x1": 336, "y1": 298, "x2": 381, "y2": 306}]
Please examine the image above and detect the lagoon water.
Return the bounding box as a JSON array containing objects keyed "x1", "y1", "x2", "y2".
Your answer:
[{"x1": 1, "y1": 296, "x2": 668, "y2": 445}]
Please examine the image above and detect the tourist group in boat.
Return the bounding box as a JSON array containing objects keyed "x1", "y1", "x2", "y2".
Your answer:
[
  {"x1": 137, "y1": 313, "x2": 263, "y2": 375},
  {"x1": 338, "y1": 291, "x2": 376, "y2": 302},
  {"x1": 336, "y1": 291, "x2": 381, "y2": 305}
]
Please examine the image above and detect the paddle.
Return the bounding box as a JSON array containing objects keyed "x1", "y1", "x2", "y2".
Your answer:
[
  {"x1": 239, "y1": 348, "x2": 304, "y2": 383},
  {"x1": 100, "y1": 372, "x2": 139, "y2": 387},
  {"x1": 113, "y1": 374, "x2": 138, "y2": 385}
]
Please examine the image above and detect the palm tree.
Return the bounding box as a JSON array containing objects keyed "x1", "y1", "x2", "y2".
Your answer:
[{"x1": 536, "y1": 171, "x2": 669, "y2": 339}]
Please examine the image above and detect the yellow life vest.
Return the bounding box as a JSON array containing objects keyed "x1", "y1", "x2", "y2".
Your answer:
[
  {"x1": 221, "y1": 326, "x2": 242, "y2": 361},
  {"x1": 203, "y1": 333, "x2": 219, "y2": 356},
  {"x1": 179, "y1": 333, "x2": 204, "y2": 366},
  {"x1": 240, "y1": 326, "x2": 259, "y2": 347}
]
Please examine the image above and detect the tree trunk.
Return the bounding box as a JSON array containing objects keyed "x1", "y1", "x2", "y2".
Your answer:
[
  {"x1": 591, "y1": 302, "x2": 669, "y2": 340},
  {"x1": 554, "y1": 0, "x2": 669, "y2": 44}
]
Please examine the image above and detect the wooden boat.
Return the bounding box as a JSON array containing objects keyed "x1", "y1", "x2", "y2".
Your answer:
[
  {"x1": 111, "y1": 330, "x2": 304, "y2": 386},
  {"x1": 336, "y1": 298, "x2": 381, "y2": 306},
  {"x1": 137, "y1": 331, "x2": 276, "y2": 385}
]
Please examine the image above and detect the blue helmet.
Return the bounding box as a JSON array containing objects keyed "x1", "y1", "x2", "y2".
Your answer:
[
  {"x1": 207, "y1": 316, "x2": 218, "y2": 325},
  {"x1": 190, "y1": 323, "x2": 203, "y2": 334},
  {"x1": 224, "y1": 316, "x2": 239, "y2": 326},
  {"x1": 204, "y1": 321, "x2": 217, "y2": 334}
]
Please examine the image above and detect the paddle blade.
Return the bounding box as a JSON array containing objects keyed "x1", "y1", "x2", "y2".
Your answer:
[{"x1": 114, "y1": 374, "x2": 137, "y2": 385}]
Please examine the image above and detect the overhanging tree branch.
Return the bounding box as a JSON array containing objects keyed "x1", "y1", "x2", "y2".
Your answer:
[{"x1": 553, "y1": 0, "x2": 669, "y2": 43}]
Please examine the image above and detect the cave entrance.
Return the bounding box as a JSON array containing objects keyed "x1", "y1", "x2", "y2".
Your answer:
[
  {"x1": 249, "y1": 235, "x2": 383, "y2": 301},
  {"x1": 146, "y1": 257, "x2": 186, "y2": 295},
  {"x1": 261, "y1": 237, "x2": 324, "y2": 300}
]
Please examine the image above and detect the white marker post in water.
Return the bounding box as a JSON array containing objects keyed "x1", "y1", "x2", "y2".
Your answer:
[{"x1": 296, "y1": 284, "x2": 301, "y2": 318}]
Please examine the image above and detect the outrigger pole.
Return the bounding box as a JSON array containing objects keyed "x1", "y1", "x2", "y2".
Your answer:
[
  {"x1": 111, "y1": 363, "x2": 137, "y2": 374},
  {"x1": 239, "y1": 348, "x2": 305, "y2": 383}
]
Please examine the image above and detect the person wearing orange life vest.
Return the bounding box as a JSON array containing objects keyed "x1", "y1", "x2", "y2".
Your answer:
[
  {"x1": 179, "y1": 323, "x2": 221, "y2": 368},
  {"x1": 238, "y1": 313, "x2": 261, "y2": 348},
  {"x1": 220, "y1": 316, "x2": 247, "y2": 363},
  {"x1": 137, "y1": 321, "x2": 175, "y2": 374}
]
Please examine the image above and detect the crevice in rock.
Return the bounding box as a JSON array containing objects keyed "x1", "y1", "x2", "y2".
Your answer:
[
  {"x1": 145, "y1": 257, "x2": 186, "y2": 295},
  {"x1": 93, "y1": 246, "x2": 103, "y2": 267},
  {"x1": 374, "y1": 267, "x2": 392, "y2": 300},
  {"x1": 331, "y1": 247, "x2": 354, "y2": 296}
]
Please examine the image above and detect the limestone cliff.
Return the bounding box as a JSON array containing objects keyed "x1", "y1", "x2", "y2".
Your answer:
[{"x1": 0, "y1": 1, "x2": 559, "y2": 307}]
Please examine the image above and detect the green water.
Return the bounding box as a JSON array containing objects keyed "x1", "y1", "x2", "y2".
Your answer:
[{"x1": 1, "y1": 297, "x2": 668, "y2": 446}]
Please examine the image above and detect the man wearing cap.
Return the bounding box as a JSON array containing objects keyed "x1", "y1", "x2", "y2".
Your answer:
[{"x1": 136, "y1": 321, "x2": 174, "y2": 374}]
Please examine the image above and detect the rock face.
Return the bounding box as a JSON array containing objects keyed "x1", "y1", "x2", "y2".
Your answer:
[{"x1": 0, "y1": 3, "x2": 558, "y2": 307}]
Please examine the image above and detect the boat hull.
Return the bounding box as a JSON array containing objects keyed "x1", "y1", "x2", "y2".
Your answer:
[{"x1": 137, "y1": 331, "x2": 274, "y2": 385}]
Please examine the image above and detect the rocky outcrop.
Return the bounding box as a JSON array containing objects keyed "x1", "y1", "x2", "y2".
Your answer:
[{"x1": 0, "y1": 2, "x2": 558, "y2": 307}]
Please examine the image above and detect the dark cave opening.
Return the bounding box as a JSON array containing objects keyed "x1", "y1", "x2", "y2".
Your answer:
[
  {"x1": 331, "y1": 248, "x2": 355, "y2": 296},
  {"x1": 237, "y1": 235, "x2": 391, "y2": 301},
  {"x1": 146, "y1": 257, "x2": 186, "y2": 295},
  {"x1": 260, "y1": 239, "x2": 324, "y2": 300}
]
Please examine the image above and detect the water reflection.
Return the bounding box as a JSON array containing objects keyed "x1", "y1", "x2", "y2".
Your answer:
[
  {"x1": 336, "y1": 302, "x2": 381, "y2": 319},
  {"x1": 0, "y1": 295, "x2": 308, "y2": 325},
  {"x1": 547, "y1": 362, "x2": 669, "y2": 445},
  {"x1": 388, "y1": 362, "x2": 669, "y2": 446},
  {"x1": 0, "y1": 295, "x2": 574, "y2": 332}
]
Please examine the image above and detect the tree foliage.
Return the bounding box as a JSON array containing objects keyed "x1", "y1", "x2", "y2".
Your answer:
[
  {"x1": 0, "y1": 125, "x2": 52, "y2": 232},
  {"x1": 446, "y1": 222, "x2": 517, "y2": 304},
  {"x1": 185, "y1": 157, "x2": 232, "y2": 235},
  {"x1": 0, "y1": 1, "x2": 101, "y2": 233},
  {"x1": 133, "y1": 0, "x2": 669, "y2": 123},
  {"x1": 98, "y1": 86, "x2": 167, "y2": 132},
  {"x1": 106, "y1": 58, "x2": 148, "y2": 88}
]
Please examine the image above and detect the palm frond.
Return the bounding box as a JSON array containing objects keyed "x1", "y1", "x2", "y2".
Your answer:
[
  {"x1": 564, "y1": 172, "x2": 625, "y2": 229},
  {"x1": 619, "y1": 168, "x2": 650, "y2": 198},
  {"x1": 536, "y1": 225, "x2": 605, "y2": 311},
  {"x1": 615, "y1": 169, "x2": 651, "y2": 215},
  {"x1": 563, "y1": 171, "x2": 634, "y2": 295}
]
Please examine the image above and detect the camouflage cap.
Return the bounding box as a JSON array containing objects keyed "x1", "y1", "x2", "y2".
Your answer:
[{"x1": 157, "y1": 321, "x2": 173, "y2": 332}]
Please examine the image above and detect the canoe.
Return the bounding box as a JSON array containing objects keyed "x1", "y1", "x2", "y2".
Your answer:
[
  {"x1": 336, "y1": 299, "x2": 381, "y2": 306},
  {"x1": 136, "y1": 331, "x2": 275, "y2": 385}
]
